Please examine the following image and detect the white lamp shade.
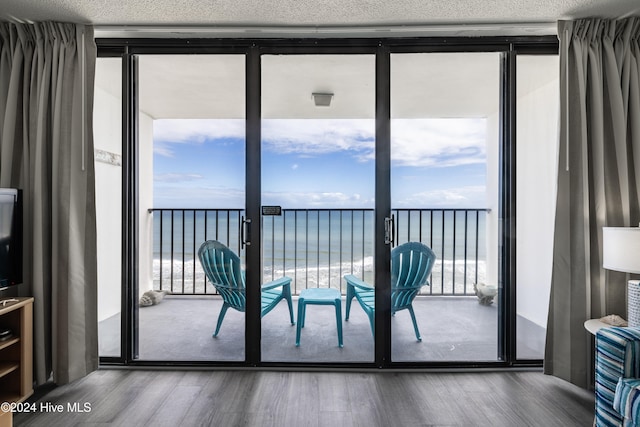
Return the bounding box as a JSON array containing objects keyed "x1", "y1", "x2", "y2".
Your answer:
[{"x1": 603, "y1": 227, "x2": 640, "y2": 274}]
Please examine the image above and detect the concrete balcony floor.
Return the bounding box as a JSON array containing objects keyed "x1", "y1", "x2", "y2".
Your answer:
[{"x1": 99, "y1": 295, "x2": 545, "y2": 363}]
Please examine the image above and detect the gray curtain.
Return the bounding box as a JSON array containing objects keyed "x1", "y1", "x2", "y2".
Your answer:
[
  {"x1": 0, "y1": 22, "x2": 98, "y2": 385},
  {"x1": 545, "y1": 18, "x2": 640, "y2": 388}
]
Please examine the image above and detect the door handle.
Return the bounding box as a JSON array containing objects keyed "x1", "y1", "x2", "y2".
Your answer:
[
  {"x1": 241, "y1": 216, "x2": 252, "y2": 249},
  {"x1": 384, "y1": 215, "x2": 395, "y2": 246}
]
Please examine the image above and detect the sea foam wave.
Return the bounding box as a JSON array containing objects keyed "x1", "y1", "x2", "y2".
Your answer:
[{"x1": 152, "y1": 256, "x2": 486, "y2": 296}]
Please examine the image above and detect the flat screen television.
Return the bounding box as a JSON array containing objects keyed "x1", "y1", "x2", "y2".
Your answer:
[{"x1": 0, "y1": 188, "x2": 22, "y2": 290}]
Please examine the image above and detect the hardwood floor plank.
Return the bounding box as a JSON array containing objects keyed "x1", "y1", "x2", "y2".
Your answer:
[
  {"x1": 176, "y1": 372, "x2": 231, "y2": 426},
  {"x1": 345, "y1": 373, "x2": 391, "y2": 427},
  {"x1": 281, "y1": 372, "x2": 321, "y2": 427},
  {"x1": 110, "y1": 371, "x2": 185, "y2": 427},
  {"x1": 212, "y1": 371, "x2": 261, "y2": 414},
  {"x1": 15, "y1": 370, "x2": 155, "y2": 427},
  {"x1": 455, "y1": 374, "x2": 530, "y2": 426},
  {"x1": 510, "y1": 372, "x2": 593, "y2": 426},
  {"x1": 317, "y1": 373, "x2": 351, "y2": 413},
  {"x1": 13, "y1": 369, "x2": 594, "y2": 427},
  {"x1": 177, "y1": 370, "x2": 213, "y2": 387},
  {"x1": 80, "y1": 370, "x2": 156, "y2": 424},
  {"x1": 373, "y1": 373, "x2": 433, "y2": 426},
  {"x1": 244, "y1": 372, "x2": 289, "y2": 416},
  {"x1": 407, "y1": 373, "x2": 472, "y2": 425},
  {"x1": 145, "y1": 385, "x2": 202, "y2": 427},
  {"x1": 319, "y1": 411, "x2": 355, "y2": 427}
]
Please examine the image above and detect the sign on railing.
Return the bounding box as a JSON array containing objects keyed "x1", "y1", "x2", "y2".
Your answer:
[{"x1": 261, "y1": 205, "x2": 282, "y2": 216}]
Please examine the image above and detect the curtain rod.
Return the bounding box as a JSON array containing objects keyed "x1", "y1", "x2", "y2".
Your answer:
[{"x1": 94, "y1": 22, "x2": 558, "y2": 39}]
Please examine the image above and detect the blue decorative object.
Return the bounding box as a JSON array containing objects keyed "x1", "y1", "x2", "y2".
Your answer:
[
  {"x1": 295, "y1": 287, "x2": 343, "y2": 348},
  {"x1": 344, "y1": 241, "x2": 436, "y2": 341},
  {"x1": 595, "y1": 326, "x2": 640, "y2": 426},
  {"x1": 197, "y1": 240, "x2": 295, "y2": 337}
]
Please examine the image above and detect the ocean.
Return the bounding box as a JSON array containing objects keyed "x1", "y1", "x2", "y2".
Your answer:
[{"x1": 151, "y1": 208, "x2": 487, "y2": 296}]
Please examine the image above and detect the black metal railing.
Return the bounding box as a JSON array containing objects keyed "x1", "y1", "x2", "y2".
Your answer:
[{"x1": 149, "y1": 208, "x2": 488, "y2": 296}]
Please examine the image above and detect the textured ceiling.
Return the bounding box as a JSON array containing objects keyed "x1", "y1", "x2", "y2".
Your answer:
[
  {"x1": 1, "y1": 0, "x2": 639, "y2": 32},
  {"x1": 17, "y1": 0, "x2": 633, "y2": 120}
]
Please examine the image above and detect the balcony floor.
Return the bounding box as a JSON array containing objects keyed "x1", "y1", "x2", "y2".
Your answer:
[{"x1": 99, "y1": 295, "x2": 545, "y2": 363}]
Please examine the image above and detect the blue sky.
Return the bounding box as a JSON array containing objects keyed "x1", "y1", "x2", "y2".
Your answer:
[{"x1": 153, "y1": 118, "x2": 487, "y2": 209}]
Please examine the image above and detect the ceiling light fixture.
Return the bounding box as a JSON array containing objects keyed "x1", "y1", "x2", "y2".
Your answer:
[{"x1": 312, "y1": 92, "x2": 333, "y2": 107}]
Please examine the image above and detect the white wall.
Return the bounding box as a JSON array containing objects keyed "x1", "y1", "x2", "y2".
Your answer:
[
  {"x1": 486, "y1": 112, "x2": 499, "y2": 288},
  {"x1": 516, "y1": 57, "x2": 559, "y2": 328},
  {"x1": 138, "y1": 111, "x2": 154, "y2": 297},
  {"x1": 94, "y1": 71, "x2": 122, "y2": 323},
  {"x1": 94, "y1": 59, "x2": 155, "y2": 318}
]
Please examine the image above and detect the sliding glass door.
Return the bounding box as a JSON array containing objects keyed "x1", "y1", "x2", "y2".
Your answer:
[
  {"x1": 260, "y1": 54, "x2": 376, "y2": 363},
  {"x1": 390, "y1": 52, "x2": 501, "y2": 362},
  {"x1": 96, "y1": 39, "x2": 557, "y2": 367},
  {"x1": 95, "y1": 57, "x2": 123, "y2": 359},
  {"x1": 137, "y1": 54, "x2": 247, "y2": 361},
  {"x1": 515, "y1": 54, "x2": 559, "y2": 360}
]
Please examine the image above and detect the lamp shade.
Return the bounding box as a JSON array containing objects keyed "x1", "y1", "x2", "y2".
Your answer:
[{"x1": 603, "y1": 227, "x2": 640, "y2": 274}]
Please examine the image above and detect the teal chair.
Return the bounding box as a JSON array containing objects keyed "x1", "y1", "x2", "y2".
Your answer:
[
  {"x1": 197, "y1": 240, "x2": 295, "y2": 337},
  {"x1": 344, "y1": 241, "x2": 436, "y2": 341}
]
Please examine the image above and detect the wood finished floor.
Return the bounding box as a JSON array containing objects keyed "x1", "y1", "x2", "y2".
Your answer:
[{"x1": 13, "y1": 369, "x2": 594, "y2": 427}]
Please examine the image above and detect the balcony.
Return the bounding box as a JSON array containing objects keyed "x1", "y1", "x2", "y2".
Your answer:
[
  {"x1": 99, "y1": 294, "x2": 503, "y2": 362},
  {"x1": 150, "y1": 207, "x2": 488, "y2": 297},
  {"x1": 97, "y1": 207, "x2": 545, "y2": 362}
]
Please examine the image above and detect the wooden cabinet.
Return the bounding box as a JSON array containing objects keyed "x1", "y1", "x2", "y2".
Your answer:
[
  {"x1": 0, "y1": 406, "x2": 11, "y2": 427},
  {"x1": 0, "y1": 297, "x2": 33, "y2": 405}
]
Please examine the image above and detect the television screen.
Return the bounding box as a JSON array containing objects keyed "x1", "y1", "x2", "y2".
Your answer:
[{"x1": 0, "y1": 189, "x2": 22, "y2": 289}]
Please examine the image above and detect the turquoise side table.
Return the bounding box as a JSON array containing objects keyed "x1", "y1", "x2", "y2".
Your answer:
[{"x1": 296, "y1": 288, "x2": 343, "y2": 348}]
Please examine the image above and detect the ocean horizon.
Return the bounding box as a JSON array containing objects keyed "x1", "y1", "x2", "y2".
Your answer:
[{"x1": 151, "y1": 208, "x2": 487, "y2": 295}]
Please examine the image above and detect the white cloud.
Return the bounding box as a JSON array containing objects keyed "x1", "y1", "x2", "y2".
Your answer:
[
  {"x1": 154, "y1": 119, "x2": 245, "y2": 143},
  {"x1": 154, "y1": 184, "x2": 245, "y2": 208},
  {"x1": 154, "y1": 173, "x2": 204, "y2": 182},
  {"x1": 153, "y1": 119, "x2": 245, "y2": 157},
  {"x1": 263, "y1": 118, "x2": 486, "y2": 168},
  {"x1": 153, "y1": 145, "x2": 175, "y2": 158},
  {"x1": 391, "y1": 118, "x2": 486, "y2": 168},
  {"x1": 151, "y1": 117, "x2": 487, "y2": 168},
  {"x1": 394, "y1": 186, "x2": 486, "y2": 208},
  {"x1": 263, "y1": 190, "x2": 373, "y2": 209},
  {"x1": 291, "y1": 164, "x2": 299, "y2": 170},
  {"x1": 262, "y1": 119, "x2": 374, "y2": 157}
]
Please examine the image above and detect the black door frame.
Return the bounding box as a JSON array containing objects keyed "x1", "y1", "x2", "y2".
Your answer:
[{"x1": 96, "y1": 36, "x2": 558, "y2": 369}]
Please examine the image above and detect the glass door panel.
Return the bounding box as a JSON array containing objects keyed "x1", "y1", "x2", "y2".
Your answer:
[
  {"x1": 261, "y1": 54, "x2": 375, "y2": 362},
  {"x1": 137, "y1": 54, "x2": 246, "y2": 361},
  {"x1": 516, "y1": 55, "x2": 559, "y2": 359},
  {"x1": 95, "y1": 57, "x2": 123, "y2": 358},
  {"x1": 390, "y1": 52, "x2": 500, "y2": 362}
]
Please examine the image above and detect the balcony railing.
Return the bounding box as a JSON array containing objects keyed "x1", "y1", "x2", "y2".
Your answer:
[{"x1": 150, "y1": 208, "x2": 488, "y2": 296}]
